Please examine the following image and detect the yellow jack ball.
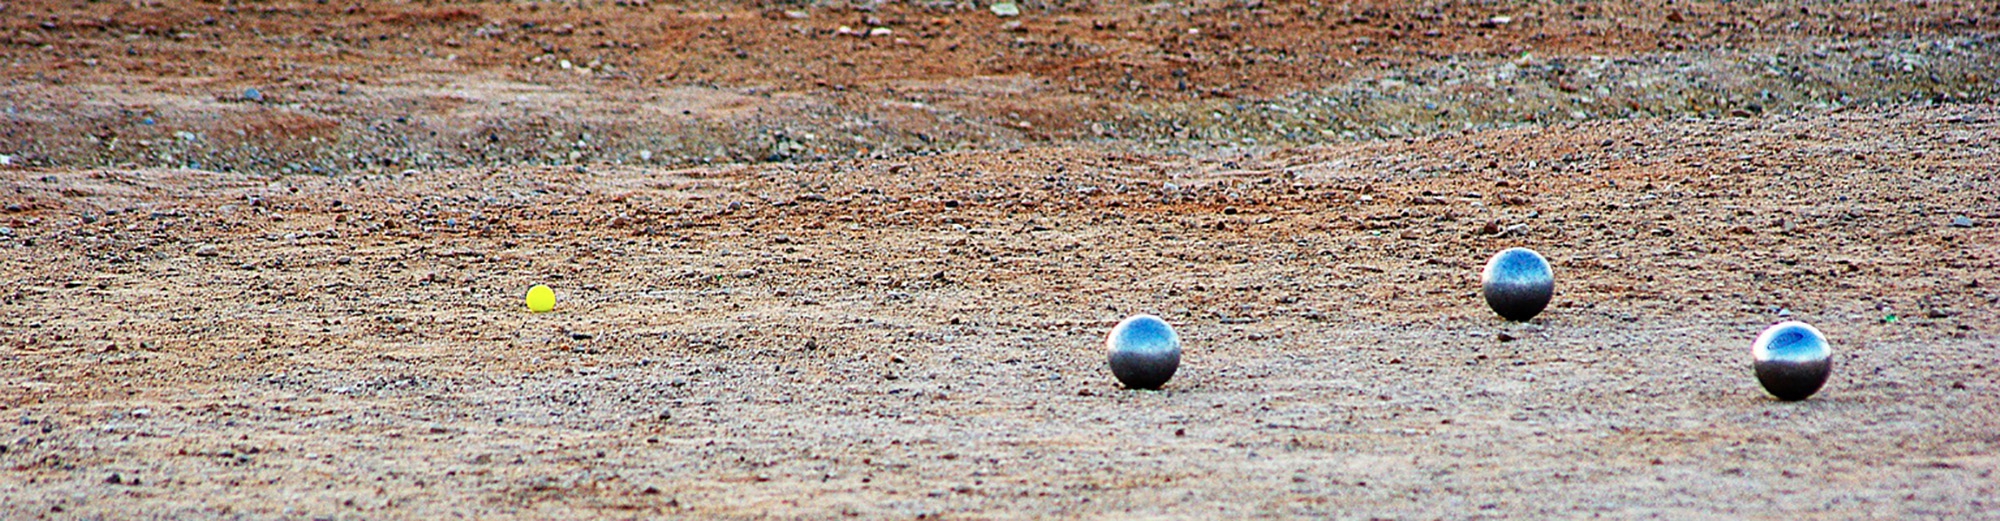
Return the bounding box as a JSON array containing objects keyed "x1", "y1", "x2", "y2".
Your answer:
[{"x1": 525, "y1": 284, "x2": 556, "y2": 313}]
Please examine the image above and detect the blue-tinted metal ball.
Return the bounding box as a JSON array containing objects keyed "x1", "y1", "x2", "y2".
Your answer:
[
  {"x1": 1481, "y1": 247, "x2": 1554, "y2": 322},
  {"x1": 1107, "y1": 314, "x2": 1181, "y2": 390},
  {"x1": 1752, "y1": 321, "x2": 1833, "y2": 401}
]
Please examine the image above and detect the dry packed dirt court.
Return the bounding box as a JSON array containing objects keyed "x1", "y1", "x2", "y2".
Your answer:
[
  {"x1": 4, "y1": 108, "x2": 1997, "y2": 520},
  {"x1": 3, "y1": 0, "x2": 2000, "y2": 519}
]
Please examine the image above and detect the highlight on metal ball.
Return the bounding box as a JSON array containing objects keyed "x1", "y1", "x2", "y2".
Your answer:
[
  {"x1": 1106, "y1": 314, "x2": 1182, "y2": 390},
  {"x1": 1751, "y1": 321, "x2": 1833, "y2": 401},
  {"x1": 1481, "y1": 247, "x2": 1554, "y2": 322}
]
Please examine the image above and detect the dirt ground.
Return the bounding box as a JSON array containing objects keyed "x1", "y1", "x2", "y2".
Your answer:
[{"x1": 3, "y1": 1, "x2": 1999, "y2": 519}]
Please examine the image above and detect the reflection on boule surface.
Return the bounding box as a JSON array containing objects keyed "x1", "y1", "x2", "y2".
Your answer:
[
  {"x1": 1107, "y1": 314, "x2": 1182, "y2": 390},
  {"x1": 1752, "y1": 321, "x2": 1834, "y2": 401},
  {"x1": 1482, "y1": 247, "x2": 1554, "y2": 322}
]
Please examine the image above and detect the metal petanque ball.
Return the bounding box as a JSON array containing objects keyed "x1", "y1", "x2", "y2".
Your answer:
[
  {"x1": 1106, "y1": 314, "x2": 1182, "y2": 390},
  {"x1": 1481, "y1": 247, "x2": 1554, "y2": 322},
  {"x1": 1751, "y1": 321, "x2": 1833, "y2": 401}
]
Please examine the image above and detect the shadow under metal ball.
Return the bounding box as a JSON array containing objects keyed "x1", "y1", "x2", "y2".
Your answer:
[
  {"x1": 1752, "y1": 321, "x2": 1833, "y2": 401},
  {"x1": 1107, "y1": 314, "x2": 1182, "y2": 390},
  {"x1": 1481, "y1": 247, "x2": 1554, "y2": 322}
]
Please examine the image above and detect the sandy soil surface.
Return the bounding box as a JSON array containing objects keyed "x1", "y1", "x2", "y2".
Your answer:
[{"x1": 2, "y1": 0, "x2": 1999, "y2": 519}]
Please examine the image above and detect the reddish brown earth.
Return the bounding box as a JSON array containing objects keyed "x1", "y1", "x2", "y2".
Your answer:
[{"x1": 2, "y1": 0, "x2": 1998, "y2": 518}]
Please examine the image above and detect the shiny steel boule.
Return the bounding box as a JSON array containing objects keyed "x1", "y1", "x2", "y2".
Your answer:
[
  {"x1": 1106, "y1": 314, "x2": 1181, "y2": 390},
  {"x1": 1481, "y1": 247, "x2": 1554, "y2": 322},
  {"x1": 1752, "y1": 321, "x2": 1833, "y2": 401}
]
